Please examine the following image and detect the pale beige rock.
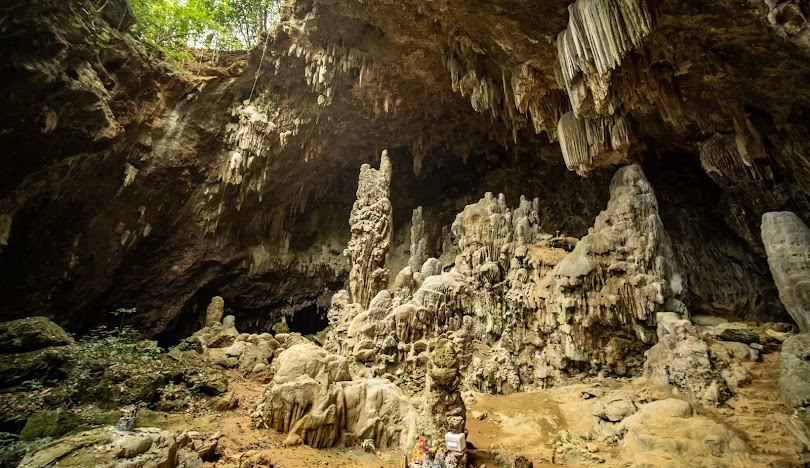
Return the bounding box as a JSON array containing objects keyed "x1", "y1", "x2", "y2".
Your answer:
[
  {"x1": 344, "y1": 150, "x2": 393, "y2": 307},
  {"x1": 762, "y1": 211, "x2": 810, "y2": 333},
  {"x1": 328, "y1": 164, "x2": 685, "y2": 393},
  {"x1": 205, "y1": 296, "x2": 225, "y2": 327},
  {"x1": 644, "y1": 312, "x2": 752, "y2": 405},
  {"x1": 617, "y1": 398, "x2": 752, "y2": 466},
  {"x1": 254, "y1": 345, "x2": 415, "y2": 449}
]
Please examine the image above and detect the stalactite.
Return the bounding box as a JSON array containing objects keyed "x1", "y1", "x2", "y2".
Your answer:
[
  {"x1": 699, "y1": 134, "x2": 773, "y2": 185},
  {"x1": 557, "y1": 0, "x2": 658, "y2": 90},
  {"x1": 557, "y1": 111, "x2": 637, "y2": 174},
  {"x1": 558, "y1": 111, "x2": 591, "y2": 173},
  {"x1": 553, "y1": 0, "x2": 683, "y2": 121}
]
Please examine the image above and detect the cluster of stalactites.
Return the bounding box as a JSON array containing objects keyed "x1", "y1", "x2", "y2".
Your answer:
[
  {"x1": 557, "y1": 111, "x2": 637, "y2": 175},
  {"x1": 222, "y1": 97, "x2": 280, "y2": 186},
  {"x1": 556, "y1": 0, "x2": 658, "y2": 97},
  {"x1": 283, "y1": 40, "x2": 375, "y2": 107},
  {"x1": 698, "y1": 133, "x2": 774, "y2": 185},
  {"x1": 444, "y1": 35, "x2": 571, "y2": 145}
]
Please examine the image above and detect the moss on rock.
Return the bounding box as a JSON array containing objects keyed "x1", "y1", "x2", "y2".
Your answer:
[
  {"x1": 0, "y1": 317, "x2": 74, "y2": 353},
  {"x1": 20, "y1": 409, "x2": 85, "y2": 441}
]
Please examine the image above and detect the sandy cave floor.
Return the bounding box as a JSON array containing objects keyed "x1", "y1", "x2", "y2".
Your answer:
[{"x1": 178, "y1": 352, "x2": 805, "y2": 467}]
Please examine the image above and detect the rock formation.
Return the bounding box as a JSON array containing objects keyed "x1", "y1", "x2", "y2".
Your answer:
[
  {"x1": 762, "y1": 212, "x2": 810, "y2": 332},
  {"x1": 2, "y1": 0, "x2": 809, "y2": 340},
  {"x1": 643, "y1": 312, "x2": 753, "y2": 405},
  {"x1": 204, "y1": 296, "x2": 225, "y2": 327},
  {"x1": 779, "y1": 334, "x2": 810, "y2": 425},
  {"x1": 253, "y1": 342, "x2": 416, "y2": 449},
  {"x1": 2, "y1": 0, "x2": 810, "y2": 463},
  {"x1": 345, "y1": 150, "x2": 393, "y2": 308},
  {"x1": 327, "y1": 163, "x2": 683, "y2": 394}
]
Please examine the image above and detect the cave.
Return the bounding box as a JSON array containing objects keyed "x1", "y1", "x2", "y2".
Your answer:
[
  {"x1": 285, "y1": 305, "x2": 329, "y2": 336},
  {"x1": 1, "y1": 0, "x2": 810, "y2": 465}
]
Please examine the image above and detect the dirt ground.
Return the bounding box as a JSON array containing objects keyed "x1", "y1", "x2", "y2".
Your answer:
[
  {"x1": 195, "y1": 370, "x2": 405, "y2": 468},
  {"x1": 182, "y1": 351, "x2": 807, "y2": 468}
]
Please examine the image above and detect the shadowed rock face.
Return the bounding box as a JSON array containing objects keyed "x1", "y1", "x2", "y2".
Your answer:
[
  {"x1": 762, "y1": 212, "x2": 810, "y2": 333},
  {"x1": 0, "y1": 0, "x2": 808, "y2": 337}
]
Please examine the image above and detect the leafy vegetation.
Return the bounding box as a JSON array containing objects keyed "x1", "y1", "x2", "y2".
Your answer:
[
  {"x1": 360, "y1": 438, "x2": 376, "y2": 452},
  {"x1": 110, "y1": 307, "x2": 138, "y2": 336},
  {"x1": 0, "y1": 433, "x2": 52, "y2": 468},
  {"x1": 128, "y1": 0, "x2": 283, "y2": 62}
]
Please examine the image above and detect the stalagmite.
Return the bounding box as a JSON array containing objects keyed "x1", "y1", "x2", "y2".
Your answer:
[
  {"x1": 408, "y1": 206, "x2": 428, "y2": 273},
  {"x1": 328, "y1": 163, "x2": 683, "y2": 392},
  {"x1": 344, "y1": 150, "x2": 393, "y2": 308}
]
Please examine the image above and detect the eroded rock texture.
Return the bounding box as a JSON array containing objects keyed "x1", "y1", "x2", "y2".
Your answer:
[
  {"x1": 779, "y1": 333, "x2": 810, "y2": 425},
  {"x1": 1, "y1": 0, "x2": 809, "y2": 356},
  {"x1": 762, "y1": 211, "x2": 810, "y2": 332},
  {"x1": 253, "y1": 342, "x2": 416, "y2": 449},
  {"x1": 345, "y1": 151, "x2": 393, "y2": 308},
  {"x1": 328, "y1": 163, "x2": 683, "y2": 392}
]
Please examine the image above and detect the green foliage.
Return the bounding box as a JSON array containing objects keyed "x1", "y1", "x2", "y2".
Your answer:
[
  {"x1": 360, "y1": 438, "x2": 376, "y2": 452},
  {"x1": 110, "y1": 307, "x2": 139, "y2": 336},
  {"x1": 0, "y1": 433, "x2": 52, "y2": 468},
  {"x1": 128, "y1": 0, "x2": 283, "y2": 60},
  {"x1": 271, "y1": 316, "x2": 289, "y2": 334}
]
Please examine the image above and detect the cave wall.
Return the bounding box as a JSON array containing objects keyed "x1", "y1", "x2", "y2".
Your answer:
[{"x1": 1, "y1": 0, "x2": 809, "y2": 336}]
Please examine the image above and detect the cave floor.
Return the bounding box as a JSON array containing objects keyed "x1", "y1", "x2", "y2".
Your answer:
[{"x1": 167, "y1": 352, "x2": 804, "y2": 467}]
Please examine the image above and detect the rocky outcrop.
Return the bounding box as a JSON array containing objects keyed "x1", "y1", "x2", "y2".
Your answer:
[
  {"x1": 762, "y1": 211, "x2": 810, "y2": 332},
  {"x1": 644, "y1": 313, "x2": 753, "y2": 405},
  {"x1": 253, "y1": 342, "x2": 416, "y2": 449},
  {"x1": 779, "y1": 333, "x2": 810, "y2": 425},
  {"x1": 18, "y1": 426, "x2": 217, "y2": 468},
  {"x1": 327, "y1": 163, "x2": 683, "y2": 393},
  {"x1": 0, "y1": 317, "x2": 75, "y2": 390}
]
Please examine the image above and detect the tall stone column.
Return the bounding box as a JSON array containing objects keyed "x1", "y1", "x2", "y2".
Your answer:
[
  {"x1": 344, "y1": 150, "x2": 393, "y2": 307},
  {"x1": 762, "y1": 211, "x2": 810, "y2": 332}
]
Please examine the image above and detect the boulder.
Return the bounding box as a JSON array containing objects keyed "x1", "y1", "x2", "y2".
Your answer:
[
  {"x1": 779, "y1": 334, "x2": 810, "y2": 425},
  {"x1": 592, "y1": 391, "x2": 636, "y2": 422},
  {"x1": 208, "y1": 392, "x2": 239, "y2": 411},
  {"x1": 254, "y1": 344, "x2": 415, "y2": 450},
  {"x1": 192, "y1": 322, "x2": 238, "y2": 349},
  {"x1": 692, "y1": 315, "x2": 728, "y2": 327},
  {"x1": 114, "y1": 434, "x2": 153, "y2": 458},
  {"x1": 270, "y1": 342, "x2": 350, "y2": 386},
  {"x1": 617, "y1": 398, "x2": 750, "y2": 465},
  {"x1": 20, "y1": 408, "x2": 84, "y2": 441},
  {"x1": 762, "y1": 212, "x2": 810, "y2": 332},
  {"x1": 0, "y1": 317, "x2": 74, "y2": 353},
  {"x1": 19, "y1": 427, "x2": 179, "y2": 468},
  {"x1": 714, "y1": 323, "x2": 760, "y2": 344},
  {"x1": 237, "y1": 341, "x2": 276, "y2": 375},
  {"x1": 644, "y1": 313, "x2": 750, "y2": 405},
  {"x1": 0, "y1": 347, "x2": 71, "y2": 387}
]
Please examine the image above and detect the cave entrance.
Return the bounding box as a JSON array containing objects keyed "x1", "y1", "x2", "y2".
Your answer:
[{"x1": 285, "y1": 304, "x2": 329, "y2": 336}]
